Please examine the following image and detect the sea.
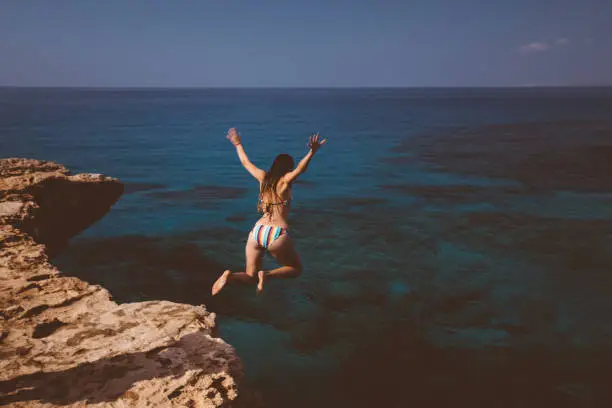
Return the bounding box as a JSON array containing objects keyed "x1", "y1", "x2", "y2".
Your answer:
[{"x1": 1, "y1": 87, "x2": 612, "y2": 407}]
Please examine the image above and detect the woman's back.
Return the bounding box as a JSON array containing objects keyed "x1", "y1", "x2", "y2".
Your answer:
[{"x1": 258, "y1": 180, "x2": 292, "y2": 226}]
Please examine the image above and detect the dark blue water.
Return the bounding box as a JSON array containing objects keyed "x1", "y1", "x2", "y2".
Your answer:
[{"x1": 2, "y1": 87, "x2": 612, "y2": 407}]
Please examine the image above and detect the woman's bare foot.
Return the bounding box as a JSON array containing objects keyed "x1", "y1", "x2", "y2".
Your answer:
[
  {"x1": 257, "y1": 270, "x2": 266, "y2": 294},
  {"x1": 212, "y1": 270, "x2": 231, "y2": 295}
]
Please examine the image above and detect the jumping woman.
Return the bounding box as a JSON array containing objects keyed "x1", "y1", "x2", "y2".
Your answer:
[{"x1": 211, "y1": 128, "x2": 326, "y2": 295}]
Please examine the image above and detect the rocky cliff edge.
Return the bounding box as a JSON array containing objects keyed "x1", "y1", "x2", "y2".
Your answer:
[{"x1": 0, "y1": 158, "x2": 243, "y2": 408}]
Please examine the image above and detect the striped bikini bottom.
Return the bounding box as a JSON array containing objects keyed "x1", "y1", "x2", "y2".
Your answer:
[{"x1": 252, "y1": 223, "x2": 288, "y2": 249}]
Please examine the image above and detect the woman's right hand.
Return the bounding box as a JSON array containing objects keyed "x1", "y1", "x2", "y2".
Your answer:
[
  {"x1": 226, "y1": 128, "x2": 242, "y2": 146},
  {"x1": 308, "y1": 133, "x2": 326, "y2": 153}
]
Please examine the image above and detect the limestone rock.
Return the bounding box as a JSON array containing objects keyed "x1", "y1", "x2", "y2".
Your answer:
[
  {"x1": 0, "y1": 159, "x2": 243, "y2": 407},
  {"x1": 0, "y1": 158, "x2": 125, "y2": 255}
]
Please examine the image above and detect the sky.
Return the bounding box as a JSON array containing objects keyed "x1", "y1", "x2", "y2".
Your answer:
[{"x1": 1, "y1": 0, "x2": 611, "y2": 87}]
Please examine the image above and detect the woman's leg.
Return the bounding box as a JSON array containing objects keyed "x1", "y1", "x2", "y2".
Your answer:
[
  {"x1": 257, "y1": 233, "x2": 302, "y2": 293},
  {"x1": 230, "y1": 232, "x2": 264, "y2": 282},
  {"x1": 212, "y1": 231, "x2": 263, "y2": 295}
]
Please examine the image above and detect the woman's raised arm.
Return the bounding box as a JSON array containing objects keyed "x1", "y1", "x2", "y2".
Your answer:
[
  {"x1": 282, "y1": 133, "x2": 326, "y2": 184},
  {"x1": 227, "y1": 128, "x2": 265, "y2": 182}
]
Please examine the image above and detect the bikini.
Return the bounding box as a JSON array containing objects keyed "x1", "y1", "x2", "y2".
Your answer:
[{"x1": 253, "y1": 192, "x2": 291, "y2": 249}]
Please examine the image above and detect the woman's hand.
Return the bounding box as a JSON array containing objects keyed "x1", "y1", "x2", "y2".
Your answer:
[
  {"x1": 226, "y1": 128, "x2": 242, "y2": 146},
  {"x1": 307, "y1": 133, "x2": 326, "y2": 153}
]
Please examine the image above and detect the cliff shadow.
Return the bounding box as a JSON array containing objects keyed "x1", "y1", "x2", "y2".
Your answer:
[{"x1": 52, "y1": 234, "x2": 230, "y2": 305}]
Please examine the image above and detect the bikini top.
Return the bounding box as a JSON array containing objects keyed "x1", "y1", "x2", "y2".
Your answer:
[{"x1": 259, "y1": 189, "x2": 292, "y2": 211}]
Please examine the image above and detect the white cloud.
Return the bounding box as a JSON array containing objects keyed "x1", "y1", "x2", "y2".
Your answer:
[
  {"x1": 519, "y1": 42, "x2": 549, "y2": 54},
  {"x1": 518, "y1": 38, "x2": 571, "y2": 55}
]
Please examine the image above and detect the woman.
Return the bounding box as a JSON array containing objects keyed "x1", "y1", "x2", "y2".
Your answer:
[{"x1": 212, "y1": 128, "x2": 326, "y2": 295}]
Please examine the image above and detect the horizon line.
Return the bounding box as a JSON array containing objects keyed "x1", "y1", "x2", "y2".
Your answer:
[{"x1": 1, "y1": 84, "x2": 612, "y2": 90}]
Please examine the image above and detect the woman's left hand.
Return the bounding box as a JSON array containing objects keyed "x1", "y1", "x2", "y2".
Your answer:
[{"x1": 308, "y1": 132, "x2": 327, "y2": 153}]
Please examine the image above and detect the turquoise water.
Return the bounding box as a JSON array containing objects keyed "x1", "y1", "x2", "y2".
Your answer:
[{"x1": 2, "y1": 87, "x2": 612, "y2": 407}]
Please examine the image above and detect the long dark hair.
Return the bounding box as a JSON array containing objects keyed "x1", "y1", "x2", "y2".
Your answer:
[{"x1": 259, "y1": 153, "x2": 294, "y2": 213}]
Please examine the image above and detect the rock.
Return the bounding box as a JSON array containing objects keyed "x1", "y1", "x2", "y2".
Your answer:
[
  {"x1": 0, "y1": 158, "x2": 125, "y2": 255},
  {"x1": 0, "y1": 159, "x2": 243, "y2": 408}
]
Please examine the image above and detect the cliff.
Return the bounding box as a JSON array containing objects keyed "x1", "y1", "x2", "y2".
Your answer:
[{"x1": 0, "y1": 159, "x2": 243, "y2": 407}]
